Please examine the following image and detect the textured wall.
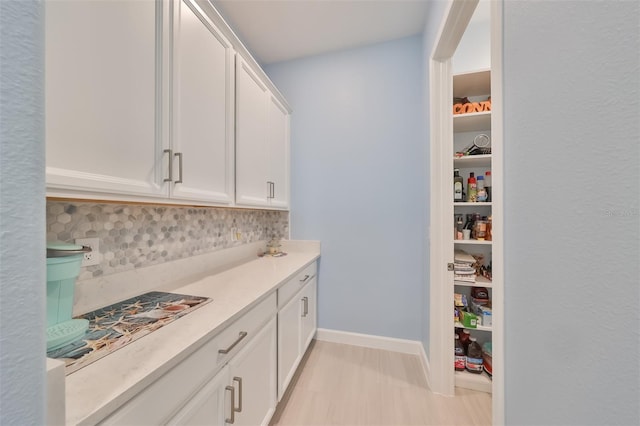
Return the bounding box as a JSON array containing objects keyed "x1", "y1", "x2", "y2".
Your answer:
[
  {"x1": 0, "y1": 0, "x2": 46, "y2": 423},
  {"x1": 46, "y1": 201, "x2": 289, "y2": 281},
  {"x1": 265, "y1": 36, "x2": 425, "y2": 340},
  {"x1": 503, "y1": 1, "x2": 640, "y2": 425}
]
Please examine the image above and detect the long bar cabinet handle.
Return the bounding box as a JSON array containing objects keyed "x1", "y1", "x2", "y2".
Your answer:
[
  {"x1": 225, "y1": 385, "x2": 235, "y2": 424},
  {"x1": 218, "y1": 331, "x2": 248, "y2": 354},
  {"x1": 233, "y1": 376, "x2": 243, "y2": 413}
]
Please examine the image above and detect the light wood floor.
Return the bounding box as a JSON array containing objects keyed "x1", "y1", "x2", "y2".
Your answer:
[{"x1": 270, "y1": 340, "x2": 492, "y2": 426}]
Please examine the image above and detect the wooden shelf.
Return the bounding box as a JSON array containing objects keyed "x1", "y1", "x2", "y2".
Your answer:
[{"x1": 453, "y1": 111, "x2": 491, "y2": 133}]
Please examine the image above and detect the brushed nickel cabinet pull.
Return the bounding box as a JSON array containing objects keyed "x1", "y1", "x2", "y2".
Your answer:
[
  {"x1": 164, "y1": 149, "x2": 173, "y2": 182},
  {"x1": 233, "y1": 376, "x2": 243, "y2": 413},
  {"x1": 267, "y1": 181, "x2": 274, "y2": 199},
  {"x1": 174, "y1": 152, "x2": 183, "y2": 184},
  {"x1": 225, "y1": 385, "x2": 235, "y2": 424},
  {"x1": 301, "y1": 296, "x2": 308, "y2": 317},
  {"x1": 218, "y1": 331, "x2": 248, "y2": 354},
  {"x1": 300, "y1": 274, "x2": 310, "y2": 283}
]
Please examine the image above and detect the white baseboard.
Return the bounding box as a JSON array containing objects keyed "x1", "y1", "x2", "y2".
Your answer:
[{"x1": 315, "y1": 328, "x2": 430, "y2": 387}]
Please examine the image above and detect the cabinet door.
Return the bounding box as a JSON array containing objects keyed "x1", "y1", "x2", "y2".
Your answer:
[
  {"x1": 235, "y1": 58, "x2": 270, "y2": 207},
  {"x1": 45, "y1": 0, "x2": 165, "y2": 198},
  {"x1": 228, "y1": 317, "x2": 277, "y2": 426},
  {"x1": 167, "y1": 365, "x2": 230, "y2": 426},
  {"x1": 266, "y1": 95, "x2": 290, "y2": 209},
  {"x1": 170, "y1": 0, "x2": 234, "y2": 204},
  {"x1": 300, "y1": 278, "x2": 317, "y2": 354},
  {"x1": 277, "y1": 290, "x2": 303, "y2": 400}
]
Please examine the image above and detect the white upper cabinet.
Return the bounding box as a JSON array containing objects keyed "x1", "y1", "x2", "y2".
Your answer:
[
  {"x1": 266, "y1": 95, "x2": 290, "y2": 209},
  {"x1": 46, "y1": 0, "x2": 288, "y2": 209},
  {"x1": 235, "y1": 58, "x2": 270, "y2": 207},
  {"x1": 169, "y1": 0, "x2": 234, "y2": 204},
  {"x1": 235, "y1": 56, "x2": 290, "y2": 209},
  {"x1": 45, "y1": 0, "x2": 164, "y2": 198}
]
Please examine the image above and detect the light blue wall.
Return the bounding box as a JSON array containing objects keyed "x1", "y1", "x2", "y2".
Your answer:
[
  {"x1": 0, "y1": 0, "x2": 46, "y2": 423},
  {"x1": 265, "y1": 36, "x2": 426, "y2": 340},
  {"x1": 503, "y1": 1, "x2": 639, "y2": 424}
]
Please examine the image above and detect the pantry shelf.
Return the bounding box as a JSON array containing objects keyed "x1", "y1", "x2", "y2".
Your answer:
[
  {"x1": 453, "y1": 201, "x2": 492, "y2": 207},
  {"x1": 453, "y1": 154, "x2": 492, "y2": 169},
  {"x1": 455, "y1": 370, "x2": 492, "y2": 393},
  {"x1": 453, "y1": 111, "x2": 491, "y2": 133},
  {"x1": 454, "y1": 276, "x2": 492, "y2": 288},
  {"x1": 454, "y1": 240, "x2": 492, "y2": 246},
  {"x1": 455, "y1": 322, "x2": 492, "y2": 332}
]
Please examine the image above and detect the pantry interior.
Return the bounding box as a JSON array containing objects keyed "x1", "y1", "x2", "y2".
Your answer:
[{"x1": 427, "y1": 0, "x2": 502, "y2": 419}]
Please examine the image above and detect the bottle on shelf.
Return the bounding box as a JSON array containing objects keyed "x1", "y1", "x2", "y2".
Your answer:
[
  {"x1": 476, "y1": 175, "x2": 487, "y2": 202},
  {"x1": 486, "y1": 216, "x2": 492, "y2": 241},
  {"x1": 456, "y1": 215, "x2": 464, "y2": 240},
  {"x1": 466, "y1": 337, "x2": 483, "y2": 374},
  {"x1": 470, "y1": 213, "x2": 481, "y2": 239},
  {"x1": 459, "y1": 329, "x2": 472, "y2": 352},
  {"x1": 484, "y1": 171, "x2": 492, "y2": 202},
  {"x1": 455, "y1": 334, "x2": 466, "y2": 371},
  {"x1": 467, "y1": 173, "x2": 477, "y2": 202},
  {"x1": 454, "y1": 169, "x2": 464, "y2": 202}
]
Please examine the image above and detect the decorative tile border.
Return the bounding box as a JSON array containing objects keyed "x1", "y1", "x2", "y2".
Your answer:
[{"x1": 46, "y1": 201, "x2": 289, "y2": 281}]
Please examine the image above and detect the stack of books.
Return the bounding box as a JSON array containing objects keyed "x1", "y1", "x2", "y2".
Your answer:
[{"x1": 454, "y1": 250, "x2": 476, "y2": 283}]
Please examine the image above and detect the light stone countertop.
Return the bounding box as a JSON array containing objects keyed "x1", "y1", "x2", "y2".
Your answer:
[{"x1": 63, "y1": 240, "x2": 320, "y2": 425}]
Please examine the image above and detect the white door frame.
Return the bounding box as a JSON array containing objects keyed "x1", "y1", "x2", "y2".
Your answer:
[{"x1": 428, "y1": 1, "x2": 504, "y2": 424}]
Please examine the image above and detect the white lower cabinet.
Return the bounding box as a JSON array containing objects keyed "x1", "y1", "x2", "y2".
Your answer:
[
  {"x1": 300, "y1": 278, "x2": 317, "y2": 352},
  {"x1": 168, "y1": 365, "x2": 230, "y2": 425},
  {"x1": 228, "y1": 317, "x2": 277, "y2": 426},
  {"x1": 169, "y1": 317, "x2": 277, "y2": 426},
  {"x1": 99, "y1": 294, "x2": 277, "y2": 425},
  {"x1": 277, "y1": 263, "x2": 318, "y2": 400},
  {"x1": 96, "y1": 261, "x2": 318, "y2": 425}
]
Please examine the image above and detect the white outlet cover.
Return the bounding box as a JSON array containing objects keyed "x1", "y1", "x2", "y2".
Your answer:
[{"x1": 75, "y1": 238, "x2": 100, "y2": 267}]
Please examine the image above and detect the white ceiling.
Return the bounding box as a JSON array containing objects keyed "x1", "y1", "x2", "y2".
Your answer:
[{"x1": 211, "y1": 0, "x2": 433, "y2": 65}]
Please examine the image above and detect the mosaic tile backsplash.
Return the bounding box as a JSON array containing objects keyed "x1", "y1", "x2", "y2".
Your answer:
[{"x1": 46, "y1": 201, "x2": 289, "y2": 281}]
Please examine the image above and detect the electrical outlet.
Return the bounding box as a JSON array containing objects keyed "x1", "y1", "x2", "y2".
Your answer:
[{"x1": 75, "y1": 238, "x2": 100, "y2": 266}]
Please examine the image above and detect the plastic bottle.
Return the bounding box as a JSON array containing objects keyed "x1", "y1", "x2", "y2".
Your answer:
[
  {"x1": 466, "y1": 337, "x2": 483, "y2": 374},
  {"x1": 467, "y1": 173, "x2": 477, "y2": 202},
  {"x1": 454, "y1": 335, "x2": 466, "y2": 371},
  {"x1": 456, "y1": 215, "x2": 464, "y2": 240},
  {"x1": 453, "y1": 169, "x2": 464, "y2": 202},
  {"x1": 476, "y1": 175, "x2": 487, "y2": 202},
  {"x1": 459, "y1": 329, "x2": 472, "y2": 352},
  {"x1": 484, "y1": 171, "x2": 492, "y2": 202}
]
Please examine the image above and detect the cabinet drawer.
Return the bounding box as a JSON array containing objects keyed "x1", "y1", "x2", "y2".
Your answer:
[
  {"x1": 99, "y1": 292, "x2": 276, "y2": 425},
  {"x1": 210, "y1": 292, "x2": 276, "y2": 368},
  {"x1": 278, "y1": 262, "x2": 317, "y2": 308}
]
